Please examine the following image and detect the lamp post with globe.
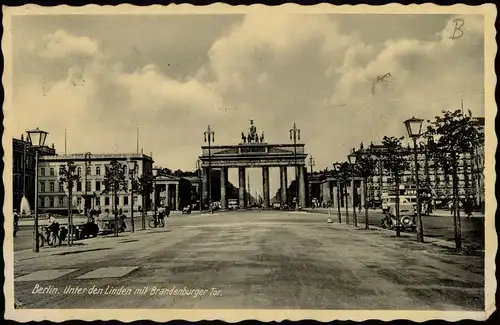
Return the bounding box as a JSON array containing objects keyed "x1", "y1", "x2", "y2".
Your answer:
[
  {"x1": 404, "y1": 116, "x2": 425, "y2": 243},
  {"x1": 26, "y1": 128, "x2": 48, "y2": 253}
]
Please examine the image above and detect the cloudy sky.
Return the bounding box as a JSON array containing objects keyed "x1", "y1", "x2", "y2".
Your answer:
[{"x1": 8, "y1": 12, "x2": 484, "y2": 196}]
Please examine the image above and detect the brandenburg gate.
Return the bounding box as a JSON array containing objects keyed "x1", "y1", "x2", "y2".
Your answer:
[{"x1": 199, "y1": 121, "x2": 308, "y2": 210}]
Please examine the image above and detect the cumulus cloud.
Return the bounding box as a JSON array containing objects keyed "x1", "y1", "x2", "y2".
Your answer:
[
  {"x1": 39, "y1": 29, "x2": 100, "y2": 59},
  {"x1": 11, "y1": 14, "x2": 484, "y2": 179}
]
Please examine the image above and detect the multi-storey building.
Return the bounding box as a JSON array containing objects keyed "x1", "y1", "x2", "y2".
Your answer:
[
  {"x1": 361, "y1": 117, "x2": 485, "y2": 209},
  {"x1": 12, "y1": 136, "x2": 56, "y2": 213},
  {"x1": 308, "y1": 116, "x2": 485, "y2": 210},
  {"x1": 37, "y1": 153, "x2": 154, "y2": 215}
]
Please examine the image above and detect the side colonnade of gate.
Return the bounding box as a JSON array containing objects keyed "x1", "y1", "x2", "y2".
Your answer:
[{"x1": 199, "y1": 143, "x2": 308, "y2": 210}]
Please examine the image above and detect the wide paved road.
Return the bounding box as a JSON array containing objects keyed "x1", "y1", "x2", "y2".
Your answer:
[{"x1": 13, "y1": 210, "x2": 484, "y2": 310}]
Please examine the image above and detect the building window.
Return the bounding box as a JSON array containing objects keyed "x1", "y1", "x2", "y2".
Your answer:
[
  {"x1": 55, "y1": 197, "x2": 60, "y2": 207},
  {"x1": 40, "y1": 181, "x2": 45, "y2": 192},
  {"x1": 86, "y1": 166, "x2": 92, "y2": 175},
  {"x1": 96, "y1": 197, "x2": 101, "y2": 207},
  {"x1": 77, "y1": 181, "x2": 82, "y2": 192},
  {"x1": 40, "y1": 167, "x2": 45, "y2": 176},
  {"x1": 96, "y1": 181, "x2": 101, "y2": 191},
  {"x1": 86, "y1": 181, "x2": 91, "y2": 192},
  {"x1": 49, "y1": 197, "x2": 54, "y2": 207},
  {"x1": 39, "y1": 197, "x2": 44, "y2": 207},
  {"x1": 77, "y1": 167, "x2": 82, "y2": 175},
  {"x1": 58, "y1": 182, "x2": 64, "y2": 192},
  {"x1": 104, "y1": 197, "x2": 110, "y2": 205},
  {"x1": 50, "y1": 167, "x2": 55, "y2": 176},
  {"x1": 96, "y1": 166, "x2": 101, "y2": 175},
  {"x1": 124, "y1": 196, "x2": 129, "y2": 205},
  {"x1": 77, "y1": 197, "x2": 82, "y2": 206},
  {"x1": 59, "y1": 165, "x2": 65, "y2": 174},
  {"x1": 49, "y1": 181, "x2": 55, "y2": 192}
]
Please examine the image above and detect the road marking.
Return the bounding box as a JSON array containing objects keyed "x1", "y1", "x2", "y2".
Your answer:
[
  {"x1": 15, "y1": 269, "x2": 78, "y2": 282},
  {"x1": 76, "y1": 266, "x2": 139, "y2": 279}
]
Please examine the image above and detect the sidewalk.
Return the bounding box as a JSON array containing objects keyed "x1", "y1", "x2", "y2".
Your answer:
[
  {"x1": 14, "y1": 227, "x2": 172, "y2": 261},
  {"x1": 304, "y1": 207, "x2": 484, "y2": 218},
  {"x1": 306, "y1": 208, "x2": 483, "y2": 252},
  {"x1": 17, "y1": 210, "x2": 203, "y2": 227}
]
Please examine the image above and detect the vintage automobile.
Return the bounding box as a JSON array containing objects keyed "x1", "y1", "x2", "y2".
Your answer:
[
  {"x1": 76, "y1": 216, "x2": 99, "y2": 239},
  {"x1": 381, "y1": 196, "x2": 417, "y2": 232},
  {"x1": 97, "y1": 213, "x2": 127, "y2": 234},
  {"x1": 272, "y1": 202, "x2": 281, "y2": 210},
  {"x1": 228, "y1": 199, "x2": 239, "y2": 210}
]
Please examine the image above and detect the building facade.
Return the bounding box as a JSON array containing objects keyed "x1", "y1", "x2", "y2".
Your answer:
[
  {"x1": 37, "y1": 153, "x2": 154, "y2": 215},
  {"x1": 307, "y1": 116, "x2": 485, "y2": 210},
  {"x1": 13, "y1": 137, "x2": 56, "y2": 213}
]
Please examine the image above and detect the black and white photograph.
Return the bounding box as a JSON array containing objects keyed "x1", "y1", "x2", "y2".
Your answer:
[{"x1": 3, "y1": 4, "x2": 496, "y2": 322}]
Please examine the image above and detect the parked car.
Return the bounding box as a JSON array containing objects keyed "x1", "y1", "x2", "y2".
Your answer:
[
  {"x1": 228, "y1": 199, "x2": 239, "y2": 210},
  {"x1": 272, "y1": 202, "x2": 281, "y2": 210},
  {"x1": 76, "y1": 216, "x2": 99, "y2": 239}
]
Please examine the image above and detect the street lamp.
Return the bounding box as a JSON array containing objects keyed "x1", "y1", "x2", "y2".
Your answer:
[
  {"x1": 348, "y1": 151, "x2": 358, "y2": 227},
  {"x1": 84, "y1": 152, "x2": 92, "y2": 216},
  {"x1": 333, "y1": 162, "x2": 342, "y2": 224},
  {"x1": 127, "y1": 160, "x2": 138, "y2": 233},
  {"x1": 196, "y1": 159, "x2": 202, "y2": 211},
  {"x1": 152, "y1": 168, "x2": 158, "y2": 226},
  {"x1": 204, "y1": 125, "x2": 215, "y2": 212},
  {"x1": 404, "y1": 116, "x2": 425, "y2": 243},
  {"x1": 26, "y1": 127, "x2": 48, "y2": 253},
  {"x1": 290, "y1": 123, "x2": 301, "y2": 210}
]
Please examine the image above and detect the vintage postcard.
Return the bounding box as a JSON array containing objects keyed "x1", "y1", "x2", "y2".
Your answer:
[{"x1": 2, "y1": 3, "x2": 497, "y2": 322}]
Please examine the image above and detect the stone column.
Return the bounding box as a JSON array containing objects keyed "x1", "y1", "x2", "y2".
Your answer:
[
  {"x1": 220, "y1": 167, "x2": 227, "y2": 210},
  {"x1": 175, "y1": 183, "x2": 180, "y2": 210},
  {"x1": 202, "y1": 167, "x2": 208, "y2": 209},
  {"x1": 299, "y1": 166, "x2": 306, "y2": 208},
  {"x1": 333, "y1": 185, "x2": 338, "y2": 208},
  {"x1": 165, "y1": 184, "x2": 170, "y2": 208},
  {"x1": 280, "y1": 166, "x2": 288, "y2": 205},
  {"x1": 262, "y1": 166, "x2": 270, "y2": 208},
  {"x1": 238, "y1": 166, "x2": 246, "y2": 209},
  {"x1": 360, "y1": 179, "x2": 365, "y2": 209},
  {"x1": 308, "y1": 182, "x2": 313, "y2": 208}
]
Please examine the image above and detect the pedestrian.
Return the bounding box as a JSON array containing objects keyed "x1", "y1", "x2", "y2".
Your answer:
[
  {"x1": 448, "y1": 200, "x2": 454, "y2": 216},
  {"x1": 47, "y1": 213, "x2": 60, "y2": 246}
]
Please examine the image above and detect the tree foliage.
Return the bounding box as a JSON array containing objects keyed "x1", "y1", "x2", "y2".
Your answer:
[
  {"x1": 102, "y1": 160, "x2": 128, "y2": 196},
  {"x1": 58, "y1": 161, "x2": 80, "y2": 193},
  {"x1": 355, "y1": 149, "x2": 377, "y2": 179},
  {"x1": 379, "y1": 136, "x2": 409, "y2": 182},
  {"x1": 133, "y1": 173, "x2": 154, "y2": 201},
  {"x1": 425, "y1": 109, "x2": 481, "y2": 173}
]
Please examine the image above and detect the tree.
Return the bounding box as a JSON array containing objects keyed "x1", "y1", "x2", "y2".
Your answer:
[
  {"x1": 426, "y1": 109, "x2": 481, "y2": 253},
  {"x1": 132, "y1": 173, "x2": 154, "y2": 230},
  {"x1": 102, "y1": 160, "x2": 128, "y2": 236},
  {"x1": 337, "y1": 162, "x2": 351, "y2": 225},
  {"x1": 378, "y1": 136, "x2": 409, "y2": 236},
  {"x1": 58, "y1": 161, "x2": 80, "y2": 246},
  {"x1": 356, "y1": 149, "x2": 377, "y2": 229}
]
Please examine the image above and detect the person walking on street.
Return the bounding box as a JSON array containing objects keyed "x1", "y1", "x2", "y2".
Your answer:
[
  {"x1": 14, "y1": 210, "x2": 19, "y2": 237},
  {"x1": 448, "y1": 200, "x2": 455, "y2": 216},
  {"x1": 47, "y1": 213, "x2": 60, "y2": 246}
]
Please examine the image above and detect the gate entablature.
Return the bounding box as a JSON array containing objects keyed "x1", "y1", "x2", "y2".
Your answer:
[
  {"x1": 199, "y1": 143, "x2": 306, "y2": 168},
  {"x1": 198, "y1": 120, "x2": 308, "y2": 210}
]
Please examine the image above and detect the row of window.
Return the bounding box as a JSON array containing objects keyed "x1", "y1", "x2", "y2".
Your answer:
[
  {"x1": 40, "y1": 165, "x2": 106, "y2": 177},
  {"x1": 38, "y1": 195, "x2": 138, "y2": 208},
  {"x1": 39, "y1": 179, "x2": 116, "y2": 193},
  {"x1": 41, "y1": 164, "x2": 136, "y2": 177}
]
